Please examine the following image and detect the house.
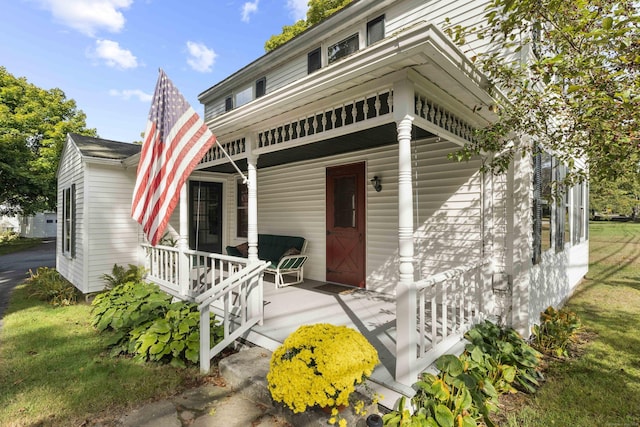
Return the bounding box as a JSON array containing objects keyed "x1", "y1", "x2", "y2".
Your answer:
[
  {"x1": 57, "y1": 0, "x2": 589, "y2": 392},
  {"x1": 0, "y1": 209, "x2": 56, "y2": 238},
  {"x1": 56, "y1": 133, "x2": 141, "y2": 294}
]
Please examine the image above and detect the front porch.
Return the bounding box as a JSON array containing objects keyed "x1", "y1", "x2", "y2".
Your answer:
[{"x1": 143, "y1": 245, "x2": 489, "y2": 398}]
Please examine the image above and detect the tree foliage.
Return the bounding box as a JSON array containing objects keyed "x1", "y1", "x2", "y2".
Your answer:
[
  {"x1": 0, "y1": 67, "x2": 96, "y2": 215},
  {"x1": 590, "y1": 173, "x2": 640, "y2": 216},
  {"x1": 448, "y1": 0, "x2": 639, "y2": 184},
  {"x1": 265, "y1": 0, "x2": 353, "y2": 51}
]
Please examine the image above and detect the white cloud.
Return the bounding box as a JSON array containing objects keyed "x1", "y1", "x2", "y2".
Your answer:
[
  {"x1": 186, "y1": 41, "x2": 217, "y2": 73},
  {"x1": 109, "y1": 89, "x2": 152, "y2": 102},
  {"x1": 92, "y1": 39, "x2": 138, "y2": 69},
  {"x1": 36, "y1": 0, "x2": 132, "y2": 37},
  {"x1": 241, "y1": 0, "x2": 259, "y2": 23},
  {"x1": 286, "y1": 0, "x2": 307, "y2": 21}
]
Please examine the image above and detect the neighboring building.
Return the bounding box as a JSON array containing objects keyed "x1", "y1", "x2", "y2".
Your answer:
[
  {"x1": 56, "y1": 134, "x2": 141, "y2": 294},
  {"x1": 59, "y1": 0, "x2": 589, "y2": 390},
  {"x1": 20, "y1": 212, "x2": 57, "y2": 238}
]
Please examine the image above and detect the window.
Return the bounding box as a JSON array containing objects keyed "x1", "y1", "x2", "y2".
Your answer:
[
  {"x1": 237, "y1": 180, "x2": 248, "y2": 238},
  {"x1": 533, "y1": 151, "x2": 552, "y2": 264},
  {"x1": 328, "y1": 33, "x2": 359, "y2": 64},
  {"x1": 225, "y1": 96, "x2": 233, "y2": 112},
  {"x1": 62, "y1": 184, "x2": 75, "y2": 257},
  {"x1": 235, "y1": 86, "x2": 252, "y2": 108},
  {"x1": 256, "y1": 77, "x2": 266, "y2": 98},
  {"x1": 308, "y1": 47, "x2": 321, "y2": 74},
  {"x1": 367, "y1": 15, "x2": 385, "y2": 45}
]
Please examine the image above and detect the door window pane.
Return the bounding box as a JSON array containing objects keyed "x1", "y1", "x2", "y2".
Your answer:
[{"x1": 334, "y1": 176, "x2": 356, "y2": 228}]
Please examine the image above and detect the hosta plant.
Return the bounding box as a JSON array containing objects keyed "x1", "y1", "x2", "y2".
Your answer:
[
  {"x1": 267, "y1": 323, "x2": 379, "y2": 419},
  {"x1": 531, "y1": 306, "x2": 581, "y2": 358},
  {"x1": 130, "y1": 301, "x2": 222, "y2": 367}
]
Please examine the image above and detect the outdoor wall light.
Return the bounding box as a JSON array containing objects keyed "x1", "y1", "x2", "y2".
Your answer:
[{"x1": 370, "y1": 176, "x2": 382, "y2": 192}]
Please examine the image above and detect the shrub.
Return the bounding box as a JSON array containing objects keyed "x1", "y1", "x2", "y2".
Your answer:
[
  {"x1": 267, "y1": 323, "x2": 379, "y2": 417},
  {"x1": 27, "y1": 267, "x2": 78, "y2": 306},
  {"x1": 91, "y1": 281, "x2": 172, "y2": 353},
  {"x1": 383, "y1": 321, "x2": 543, "y2": 427},
  {"x1": 464, "y1": 320, "x2": 542, "y2": 394},
  {"x1": 531, "y1": 306, "x2": 581, "y2": 358},
  {"x1": 0, "y1": 231, "x2": 19, "y2": 243},
  {"x1": 130, "y1": 301, "x2": 222, "y2": 367},
  {"x1": 101, "y1": 263, "x2": 147, "y2": 289},
  {"x1": 91, "y1": 281, "x2": 223, "y2": 367}
]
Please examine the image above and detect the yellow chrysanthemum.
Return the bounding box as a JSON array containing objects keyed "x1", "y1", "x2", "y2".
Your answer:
[{"x1": 267, "y1": 323, "x2": 379, "y2": 414}]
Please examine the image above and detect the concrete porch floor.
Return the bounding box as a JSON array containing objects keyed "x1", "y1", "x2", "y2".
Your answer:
[{"x1": 241, "y1": 277, "x2": 419, "y2": 405}]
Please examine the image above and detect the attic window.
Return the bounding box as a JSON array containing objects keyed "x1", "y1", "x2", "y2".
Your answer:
[
  {"x1": 328, "y1": 33, "x2": 359, "y2": 64},
  {"x1": 256, "y1": 77, "x2": 266, "y2": 98},
  {"x1": 235, "y1": 86, "x2": 252, "y2": 107},
  {"x1": 367, "y1": 15, "x2": 385, "y2": 45},
  {"x1": 308, "y1": 48, "x2": 321, "y2": 74},
  {"x1": 225, "y1": 96, "x2": 233, "y2": 112}
]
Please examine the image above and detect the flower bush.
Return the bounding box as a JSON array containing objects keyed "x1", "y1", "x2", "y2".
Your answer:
[{"x1": 267, "y1": 323, "x2": 379, "y2": 416}]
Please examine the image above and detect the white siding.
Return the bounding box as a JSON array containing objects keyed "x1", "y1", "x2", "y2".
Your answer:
[
  {"x1": 56, "y1": 141, "x2": 86, "y2": 292},
  {"x1": 84, "y1": 163, "x2": 139, "y2": 293},
  {"x1": 412, "y1": 139, "x2": 484, "y2": 279},
  {"x1": 219, "y1": 137, "x2": 489, "y2": 295}
]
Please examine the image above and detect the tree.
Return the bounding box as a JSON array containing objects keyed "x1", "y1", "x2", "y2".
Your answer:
[
  {"x1": 0, "y1": 67, "x2": 96, "y2": 215},
  {"x1": 590, "y1": 173, "x2": 640, "y2": 217},
  {"x1": 448, "y1": 0, "x2": 639, "y2": 186},
  {"x1": 265, "y1": 0, "x2": 353, "y2": 51}
]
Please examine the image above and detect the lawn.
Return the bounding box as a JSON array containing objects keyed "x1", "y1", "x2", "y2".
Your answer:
[
  {"x1": 0, "y1": 284, "x2": 204, "y2": 426},
  {"x1": 503, "y1": 222, "x2": 640, "y2": 426},
  {"x1": 0, "y1": 237, "x2": 44, "y2": 255}
]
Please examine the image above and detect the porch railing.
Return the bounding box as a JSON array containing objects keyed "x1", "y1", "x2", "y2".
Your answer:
[
  {"x1": 143, "y1": 244, "x2": 250, "y2": 298},
  {"x1": 414, "y1": 258, "x2": 490, "y2": 372},
  {"x1": 142, "y1": 244, "x2": 268, "y2": 372},
  {"x1": 196, "y1": 260, "x2": 270, "y2": 372}
]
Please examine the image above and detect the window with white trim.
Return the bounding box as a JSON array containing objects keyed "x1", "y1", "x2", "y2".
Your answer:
[
  {"x1": 367, "y1": 15, "x2": 385, "y2": 45},
  {"x1": 62, "y1": 184, "x2": 76, "y2": 257},
  {"x1": 237, "y1": 180, "x2": 248, "y2": 238},
  {"x1": 328, "y1": 33, "x2": 359, "y2": 64}
]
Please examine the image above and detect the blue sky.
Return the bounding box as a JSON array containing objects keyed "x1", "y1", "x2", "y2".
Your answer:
[{"x1": 1, "y1": 0, "x2": 309, "y2": 143}]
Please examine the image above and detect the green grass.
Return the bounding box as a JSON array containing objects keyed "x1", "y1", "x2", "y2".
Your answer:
[
  {"x1": 503, "y1": 222, "x2": 640, "y2": 426},
  {"x1": 0, "y1": 284, "x2": 203, "y2": 427},
  {"x1": 0, "y1": 237, "x2": 44, "y2": 255}
]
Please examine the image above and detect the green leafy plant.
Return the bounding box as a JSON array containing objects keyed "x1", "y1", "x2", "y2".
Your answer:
[
  {"x1": 101, "y1": 263, "x2": 147, "y2": 289},
  {"x1": 531, "y1": 306, "x2": 581, "y2": 358},
  {"x1": 27, "y1": 267, "x2": 78, "y2": 306},
  {"x1": 464, "y1": 321, "x2": 542, "y2": 394},
  {"x1": 130, "y1": 302, "x2": 222, "y2": 367},
  {"x1": 91, "y1": 281, "x2": 172, "y2": 353},
  {"x1": 267, "y1": 323, "x2": 379, "y2": 423},
  {"x1": 0, "y1": 231, "x2": 19, "y2": 243}
]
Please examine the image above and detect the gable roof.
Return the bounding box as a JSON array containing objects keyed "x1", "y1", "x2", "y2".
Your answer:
[{"x1": 69, "y1": 133, "x2": 141, "y2": 160}]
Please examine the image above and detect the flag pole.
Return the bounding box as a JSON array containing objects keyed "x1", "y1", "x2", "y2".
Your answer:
[{"x1": 214, "y1": 138, "x2": 249, "y2": 184}]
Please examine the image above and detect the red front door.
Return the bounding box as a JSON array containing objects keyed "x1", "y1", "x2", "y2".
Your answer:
[{"x1": 326, "y1": 162, "x2": 366, "y2": 288}]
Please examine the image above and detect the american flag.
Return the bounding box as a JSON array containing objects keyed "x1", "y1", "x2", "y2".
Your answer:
[{"x1": 131, "y1": 69, "x2": 215, "y2": 245}]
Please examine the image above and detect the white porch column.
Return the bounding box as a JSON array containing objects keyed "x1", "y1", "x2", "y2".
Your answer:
[
  {"x1": 247, "y1": 151, "x2": 259, "y2": 262},
  {"x1": 246, "y1": 148, "x2": 262, "y2": 321},
  {"x1": 178, "y1": 183, "x2": 190, "y2": 297},
  {"x1": 393, "y1": 79, "x2": 417, "y2": 386}
]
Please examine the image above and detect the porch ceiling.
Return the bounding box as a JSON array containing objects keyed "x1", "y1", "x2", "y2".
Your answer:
[{"x1": 198, "y1": 123, "x2": 435, "y2": 173}]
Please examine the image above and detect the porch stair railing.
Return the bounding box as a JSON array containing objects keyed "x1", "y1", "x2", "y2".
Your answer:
[
  {"x1": 413, "y1": 258, "x2": 490, "y2": 374},
  {"x1": 195, "y1": 260, "x2": 270, "y2": 373},
  {"x1": 142, "y1": 244, "x2": 269, "y2": 372}
]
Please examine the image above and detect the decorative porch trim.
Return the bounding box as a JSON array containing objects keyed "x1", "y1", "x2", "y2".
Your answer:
[
  {"x1": 199, "y1": 137, "x2": 246, "y2": 165},
  {"x1": 256, "y1": 89, "x2": 393, "y2": 150},
  {"x1": 414, "y1": 91, "x2": 477, "y2": 145}
]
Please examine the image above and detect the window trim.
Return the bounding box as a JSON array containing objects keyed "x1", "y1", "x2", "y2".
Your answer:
[
  {"x1": 367, "y1": 15, "x2": 385, "y2": 45},
  {"x1": 62, "y1": 183, "x2": 76, "y2": 258},
  {"x1": 328, "y1": 33, "x2": 360, "y2": 65},
  {"x1": 307, "y1": 47, "x2": 322, "y2": 74}
]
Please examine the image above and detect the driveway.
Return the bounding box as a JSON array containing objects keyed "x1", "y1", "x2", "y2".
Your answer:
[{"x1": 0, "y1": 238, "x2": 56, "y2": 324}]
